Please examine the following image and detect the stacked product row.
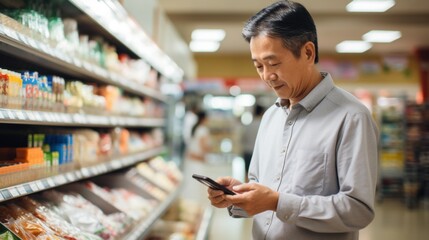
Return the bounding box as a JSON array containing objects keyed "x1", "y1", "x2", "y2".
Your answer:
[
  {"x1": 377, "y1": 97, "x2": 405, "y2": 199},
  {"x1": 0, "y1": 127, "x2": 164, "y2": 175},
  {"x1": 0, "y1": 157, "x2": 183, "y2": 240},
  {"x1": 0, "y1": 0, "x2": 159, "y2": 89},
  {"x1": 0, "y1": 68, "x2": 164, "y2": 117},
  {"x1": 404, "y1": 103, "x2": 429, "y2": 208}
]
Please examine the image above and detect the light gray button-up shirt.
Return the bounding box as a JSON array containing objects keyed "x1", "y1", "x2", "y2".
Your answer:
[{"x1": 233, "y1": 73, "x2": 379, "y2": 240}]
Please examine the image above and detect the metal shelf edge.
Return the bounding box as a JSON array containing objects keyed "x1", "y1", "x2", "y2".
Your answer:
[
  {"x1": 0, "y1": 147, "x2": 166, "y2": 203},
  {"x1": 0, "y1": 108, "x2": 165, "y2": 127},
  {"x1": 124, "y1": 181, "x2": 183, "y2": 240}
]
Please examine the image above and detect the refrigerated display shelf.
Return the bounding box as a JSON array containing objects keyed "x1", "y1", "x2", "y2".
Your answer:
[
  {"x1": 124, "y1": 182, "x2": 183, "y2": 240},
  {"x1": 0, "y1": 108, "x2": 165, "y2": 127},
  {"x1": 0, "y1": 146, "x2": 166, "y2": 203},
  {"x1": 68, "y1": 0, "x2": 183, "y2": 83},
  {"x1": 0, "y1": 0, "x2": 183, "y2": 238},
  {"x1": 0, "y1": 21, "x2": 167, "y2": 102}
]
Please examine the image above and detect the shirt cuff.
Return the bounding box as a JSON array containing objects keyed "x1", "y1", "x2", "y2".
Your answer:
[
  {"x1": 228, "y1": 205, "x2": 250, "y2": 218},
  {"x1": 276, "y1": 193, "x2": 302, "y2": 223}
]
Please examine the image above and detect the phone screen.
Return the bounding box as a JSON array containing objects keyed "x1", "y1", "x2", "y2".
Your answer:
[{"x1": 192, "y1": 174, "x2": 236, "y2": 195}]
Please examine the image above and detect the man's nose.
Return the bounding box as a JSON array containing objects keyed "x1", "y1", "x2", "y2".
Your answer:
[
  {"x1": 263, "y1": 71, "x2": 277, "y2": 83},
  {"x1": 262, "y1": 69, "x2": 273, "y2": 82}
]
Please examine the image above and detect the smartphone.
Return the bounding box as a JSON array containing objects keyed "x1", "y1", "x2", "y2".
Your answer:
[{"x1": 192, "y1": 174, "x2": 236, "y2": 195}]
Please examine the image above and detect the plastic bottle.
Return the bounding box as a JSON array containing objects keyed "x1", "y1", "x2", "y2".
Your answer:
[
  {"x1": 1, "y1": 70, "x2": 9, "y2": 108},
  {"x1": 21, "y1": 71, "x2": 31, "y2": 110},
  {"x1": 0, "y1": 69, "x2": 4, "y2": 107}
]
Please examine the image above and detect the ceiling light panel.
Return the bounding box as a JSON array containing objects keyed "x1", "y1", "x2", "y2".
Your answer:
[
  {"x1": 362, "y1": 30, "x2": 401, "y2": 43},
  {"x1": 191, "y1": 29, "x2": 226, "y2": 41},
  {"x1": 336, "y1": 40, "x2": 372, "y2": 53},
  {"x1": 190, "y1": 40, "x2": 220, "y2": 52},
  {"x1": 346, "y1": 0, "x2": 395, "y2": 12}
]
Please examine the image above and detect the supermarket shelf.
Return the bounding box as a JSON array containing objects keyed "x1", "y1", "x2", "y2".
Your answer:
[
  {"x1": 0, "y1": 108, "x2": 165, "y2": 127},
  {"x1": 0, "y1": 147, "x2": 166, "y2": 203},
  {"x1": 69, "y1": 0, "x2": 184, "y2": 83},
  {"x1": 0, "y1": 22, "x2": 167, "y2": 102},
  {"x1": 196, "y1": 207, "x2": 214, "y2": 240},
  {"x1": 123, "y1": 181, "x2": 183, "y2": 240}
]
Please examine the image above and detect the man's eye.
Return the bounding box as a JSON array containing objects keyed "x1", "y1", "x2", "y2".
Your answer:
[
  {"x1": 270, "y1": 63, "x2": 280, "y2": 67},
  {"x1": 255, "y1": 65, "x2": 263, "y2": 70}
]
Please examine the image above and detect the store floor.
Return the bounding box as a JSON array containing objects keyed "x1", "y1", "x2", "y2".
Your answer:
[
  {"x1": 182, "y1": 157, "x2": 429, "y2": 240},
  {"x1": 209, "y1": 199, "x2": 429, "y2": 240}
]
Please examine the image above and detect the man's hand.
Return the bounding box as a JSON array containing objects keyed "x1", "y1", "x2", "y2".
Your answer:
[
  {"x1": 225, "y1": 183, "x2": 279, "y2": 216},
  {"x1": 207, "y1": 177, "x2": 242, "y2": 208}
]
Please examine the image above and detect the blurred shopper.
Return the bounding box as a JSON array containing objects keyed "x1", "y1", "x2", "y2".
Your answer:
[
  {"x1": 241, "y1": 105, "x2": 264, "y2": 177},
  {"x1": 181, "y1": 104, "x2": 198, "y2": 156},
  {"x1": 186, "y1": 111, "x2": 211, "y2": 162},
  {"x1": 206, "y1": 1, "x2": 379, "y2": 239},
  {"x1": 182, "y1": 111, "x2": 212, "y2": 204}
]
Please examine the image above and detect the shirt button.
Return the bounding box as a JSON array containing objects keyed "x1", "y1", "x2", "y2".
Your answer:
[
  {"x1": 288, "y1": 121, "x2": 293, "y2": 125},
  {"x1": 276, "y1": 176, "x2": 280, "y2": 181},
  {"x1": 282, "y1": 149, "x2": 286, "y2": 153}
]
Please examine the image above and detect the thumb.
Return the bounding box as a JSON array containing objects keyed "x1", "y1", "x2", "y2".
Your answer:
[{"x1": 232, "y1": 183, "x2": 255, "y2": 193}]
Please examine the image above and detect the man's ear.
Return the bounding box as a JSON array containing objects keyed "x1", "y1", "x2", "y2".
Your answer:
[{"x1": 303, "y1": 42, "x2": 315, "y2": 62}]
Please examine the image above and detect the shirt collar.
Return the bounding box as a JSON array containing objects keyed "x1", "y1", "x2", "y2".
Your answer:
[{"x1": 275, "y1": 72, "x2": 335, "y2": 112}]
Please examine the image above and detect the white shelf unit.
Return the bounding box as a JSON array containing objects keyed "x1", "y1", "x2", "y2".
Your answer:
[{"x1": 0, "y1": 0, "x2": 184, "y2": 239}]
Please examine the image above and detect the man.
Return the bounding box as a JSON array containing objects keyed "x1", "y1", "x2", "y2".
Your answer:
[{"x1": 207, "y1": 1, "x2": 379, "y2": 239}]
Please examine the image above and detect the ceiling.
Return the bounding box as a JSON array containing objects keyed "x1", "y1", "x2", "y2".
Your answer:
[{"x1": 158, "y1": 0, "x2": 429, "y2": 56}]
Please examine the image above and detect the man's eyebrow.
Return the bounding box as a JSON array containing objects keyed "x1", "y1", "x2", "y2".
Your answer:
[{"x1": 252, "y1": 55, "x2": 277, "y2": 62}]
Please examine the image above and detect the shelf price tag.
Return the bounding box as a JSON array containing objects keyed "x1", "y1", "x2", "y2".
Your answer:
[
  {"x1": 47, "y1": 178, "x2": 55, "y2": 187},
  {"x1": 27, "y1": 111, "x2": 36, "y2": 121},
  {"x1": 29, "y1": 182, "x2": 39, "y2": 192},
  {"x1": 0, "y1": 111, "x2": 4, "y2": 119},
  {"x1": 36, "y1": 181, "x2": 45, "y2": 190},
  {"x1": 111, "y1": 160, "x2": 121, "y2": 169},
  {"x1": 1, "y1": 190, "x2": 12, "y2": 199},
  {"x1": 16, "y1": 111, "x2": 26, "y2": 120},
  {"x1": 0, "y1": 192, "x2": 4, "y2": 201},
  {"x1": 81, "y1": 168, "x2": 90, "y2": 177},
  {"x1": 100, "y1": 164, "x2": 108, "y2": 173},
  {"x1": 17, "y1": 185, "x2": 27, "y2": 195},
  {"x1": 66, "y1": 173, "x2": 75, "y2": 181},
  {"x1": 42, "y1": 112, "x2": 51, "y2": 122},
  {"x1": 55, "y1": 175, "x2": 67, "y2": 185},
  {"x1": 41, "y1": 180, "x2": 49, "y2": 189},
  {"x1": 51, "y1": 113, "x2": 59, "y2": 122},
  {"x1": 24, "y1": 184, "x2": 33, "y2": 193},
  {"x1": 8, "y1": 188, "x2": 19, "y2": 198},
  {"x1": 34, "y1": 112, "x2": 42, "y2": 121},
  {"x1": 75, "y1": 171, "x2": 82, "y2": 179},
  {"x1": 6, "y1": 110, "x2": 15, "y2": 119}
]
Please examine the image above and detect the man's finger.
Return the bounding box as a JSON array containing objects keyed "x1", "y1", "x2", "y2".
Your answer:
[
  {"x1": 232, "y1": 183, "x2": 255, "y2": 192},
  {"x1": 208, "y1": 188, "x2": 225, "y2": 197}
]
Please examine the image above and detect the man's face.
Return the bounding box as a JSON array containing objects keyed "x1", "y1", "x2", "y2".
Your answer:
[{"x1": 250, "y1": 35, "x2": 311, "y2": 101}]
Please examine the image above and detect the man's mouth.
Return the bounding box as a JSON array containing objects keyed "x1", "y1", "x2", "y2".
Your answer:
[{"x1": 273, "y1": 84, "x2": 284, "y2": 90}]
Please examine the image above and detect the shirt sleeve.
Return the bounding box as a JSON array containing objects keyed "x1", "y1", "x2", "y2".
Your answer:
[
  {"x1": 227, "y1": 205, "x2": 250, "y2": 218},
  {"x1": 276, "y1": 112, "x2": 379, "y2": 233}
]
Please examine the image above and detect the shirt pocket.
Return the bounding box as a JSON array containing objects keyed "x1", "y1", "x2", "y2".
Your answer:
[{"x1": 292, "y1": 149, "x2": 327, "y2": 195}]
